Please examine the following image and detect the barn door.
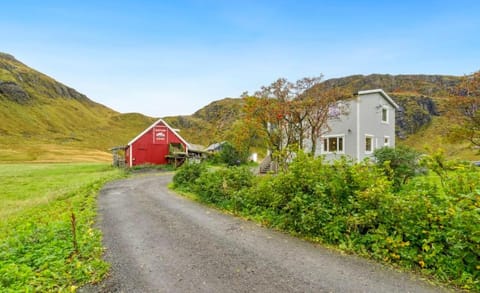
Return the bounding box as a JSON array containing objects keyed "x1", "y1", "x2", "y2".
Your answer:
[{"x1": 135, "y1": 145, "x2": 147, "y2": 165}]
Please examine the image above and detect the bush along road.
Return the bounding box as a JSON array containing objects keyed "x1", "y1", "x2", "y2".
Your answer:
[{"x1": 84, "y1": 173, "x2": 447, "y2": 293}]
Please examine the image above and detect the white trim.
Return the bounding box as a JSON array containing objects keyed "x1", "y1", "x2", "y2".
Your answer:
[
  {"x1": 357, "y1": 89, "x2": 399, "y2": 109},
  {"x1": 129, "y1": 145, "x2": 133, "y2": 167},
  {"x1": 321, "y1": 134, "x2": 345, "y2": 154},
  {"x1": 323, "y1": 133, "x2": 346, "y2": 138},
  {"x1": 356, "y1": 97, "x2": 360, "y2": 161},
  {"x1": 127, "y1": 119, "x2": 190, "y2": 148}
]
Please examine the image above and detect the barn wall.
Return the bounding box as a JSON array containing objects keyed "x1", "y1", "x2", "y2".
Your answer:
[{"x1": 126, "y1": 121, "x2": 187, "y2": 166}]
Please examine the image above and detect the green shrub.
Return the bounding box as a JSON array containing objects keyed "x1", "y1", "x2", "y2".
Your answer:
[
  {"x1": 173, "y1": 151, "x2": 480, "y2": 290},
  {"x1": 194, "y1": 166, "x2": 254, "y2": 208},
  {"x1": 373, "y1": 146, "x2": 423, "y2": 190},
  {"x1": 209, "y1": 142, "x2": 248, "y2": 166},
  {"x1": 172, "y1": 162, "x2": 207, "y2": 191}
]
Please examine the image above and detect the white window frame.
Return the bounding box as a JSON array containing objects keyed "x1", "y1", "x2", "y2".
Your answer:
[
  {"x1": 381, "y1": 106, "x2": 389, "y2": 124},
  {"x1": 365, "y1": 134, "x2": 374, "y2": 154},
  {"x1": 383, "y1": 136, "x2": 390, "y2": 147},
  {"x1": 322, "y1": 135, "x2": 345, "y2": 154}
]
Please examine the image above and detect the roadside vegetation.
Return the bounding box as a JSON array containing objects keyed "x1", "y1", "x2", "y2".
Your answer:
[
  {"x1": 173, "y1": 148, "x2": 480, "y2": 291},
  {"x1": 0, "y1": 163, "x2": 125, "y2": 292}
]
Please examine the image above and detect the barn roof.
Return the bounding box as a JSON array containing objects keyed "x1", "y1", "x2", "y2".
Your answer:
[{"x1": 127, "y1": 118, "x2": 190, "y2": 149}]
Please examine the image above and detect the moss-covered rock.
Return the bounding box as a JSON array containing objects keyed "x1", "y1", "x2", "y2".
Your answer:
[
  {"x1": 0, "y1": 81, "x2": 30, "y2": 104},
  {"x1": 393, "y1": 95, "x2": 439, "y2": 138}
]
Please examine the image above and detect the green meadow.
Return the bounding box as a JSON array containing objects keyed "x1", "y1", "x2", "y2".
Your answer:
[{"x1": 0, "y1": 163, "x2": 125, "y2": 292}]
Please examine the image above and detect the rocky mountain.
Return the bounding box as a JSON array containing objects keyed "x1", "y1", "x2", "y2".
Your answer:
[
  {"x1": 321, "y1": 73, "x2": 460, "y2": 96},
  {"x1": 0, "y1": 53, "x2": 155, "y2": 161},
  {"x1": 0, "y1": 53, "x2": 93, "y2": 104}
]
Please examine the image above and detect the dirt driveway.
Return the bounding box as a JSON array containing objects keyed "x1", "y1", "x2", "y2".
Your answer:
[{"x1": 85, "y1": 173, "x2": 446, "y2": 292}]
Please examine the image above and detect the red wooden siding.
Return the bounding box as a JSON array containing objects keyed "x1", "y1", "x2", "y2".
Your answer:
[{"x1": 125, "y1": 120, "x2": 187, "y2": 167}]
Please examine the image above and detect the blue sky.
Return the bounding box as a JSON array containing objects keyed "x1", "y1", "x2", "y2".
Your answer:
[{"x1": 2, "y1": 0, "x2": 479, "y2": 117}]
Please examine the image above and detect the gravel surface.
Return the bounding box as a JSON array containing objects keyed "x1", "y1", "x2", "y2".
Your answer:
[{"x1": 83, "y1": 173, "x2": 447, "y2": 293}]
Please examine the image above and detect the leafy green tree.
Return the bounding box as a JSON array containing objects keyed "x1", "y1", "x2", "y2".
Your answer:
[
  {"x1": 373, "y1": 146, "x2": 422, "y2": 189},
  {"x1": 225, "y1": 117, "x2": 264, "y2": 159},
  {"x1": 217, "y1": 142, "x2": 248, "y2": 166}
]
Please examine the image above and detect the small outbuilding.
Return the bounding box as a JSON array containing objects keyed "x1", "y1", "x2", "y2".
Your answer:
[
  {"x1": 205, "y1": 141, "x2": 227, "y2": 153},
  {"x1": 125, "y1": 119, "x2": 191, "y2": 167}
]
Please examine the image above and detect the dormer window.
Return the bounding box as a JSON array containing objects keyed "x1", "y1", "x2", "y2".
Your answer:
[{"x1": 381, "y1": 107, "x2": 388, "y2": 123}]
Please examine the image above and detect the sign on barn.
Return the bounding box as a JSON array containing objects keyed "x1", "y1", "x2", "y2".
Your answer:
[{"x1": 153, "y1": 126, "x2": 167, "y2": 143}]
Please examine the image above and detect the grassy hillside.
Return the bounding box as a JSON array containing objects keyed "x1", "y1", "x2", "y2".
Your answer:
[
  {"x1": 0, "y1": 53, "x2": 155, "y2": 162},
  {"x1": 164, "y1": 98, "x2": 244, "y2": 146},
  {"x1": 401, "y1": 116, "x2": 478, "y2": 160}
]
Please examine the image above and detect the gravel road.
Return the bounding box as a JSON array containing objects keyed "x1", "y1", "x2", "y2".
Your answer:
[{"x1": 86, "y1": 173, "x2": 447, "y2": 292}]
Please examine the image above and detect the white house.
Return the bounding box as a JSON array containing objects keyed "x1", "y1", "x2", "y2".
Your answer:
[{"x1": 314, "y1": 89, "x2": 399, "y2": 162}]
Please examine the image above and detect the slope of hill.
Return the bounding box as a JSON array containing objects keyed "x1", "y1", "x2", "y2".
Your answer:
[
  {"x1": 164, "y1": 98, "x2": 244, "y2": 146},
  {"x1": 0, "y1": 53, "x2": 155, "y2": 162}
]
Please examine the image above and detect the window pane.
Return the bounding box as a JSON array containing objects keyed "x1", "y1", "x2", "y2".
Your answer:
[
  {"x1": 366, "y1": 137, "x2": 372, "y2": 152},
  {"x1": 338, "y1": 137, "x2": 343, "y2": 151},
  {"x1": 382, "y1": 108, "x2": 387, "y2": 122},
  {"x1": 324, "y1": 138, "x2": 328, "y2": 152},
  {"x1": 329, "y1": 137, "x2": 337, "y2": 152}
]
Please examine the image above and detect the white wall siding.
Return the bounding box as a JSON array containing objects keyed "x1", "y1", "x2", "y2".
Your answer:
[{"x1": 310, "y1": 90, "x2": 397, "y2": 162}]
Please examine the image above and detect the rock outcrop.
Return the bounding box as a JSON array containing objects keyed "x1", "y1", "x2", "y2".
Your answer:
[
  {"x1": 393, "y1": 95, "x2": 439, "y2": 139},
  {"x1": 0, "y1": 81, "x2": 31, "y2": 104},
  {"x1": 0, "y1": 52, "x2": 92, "y2": 103}
]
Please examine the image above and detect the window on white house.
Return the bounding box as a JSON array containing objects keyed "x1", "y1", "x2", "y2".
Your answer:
[
  {"x1": 381, "y1": 107, "x2": 388, "y2": 123},
  {"x1": 323, "y1": 136, "x2": 344, "y2": 153},
  {"x1": 328, "y1": 105, "x2": 341, "y2": 117},
  {"x1": 384, "y1": 136, "x2": 390, "y2": 147},
  {"x1": 365, "y1": 135, "x2": 373, "y2": 153}
]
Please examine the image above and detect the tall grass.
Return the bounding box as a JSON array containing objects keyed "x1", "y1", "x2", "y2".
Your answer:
[{"x1": 0, "y1": 163, "x2": 125, "y2": 291}]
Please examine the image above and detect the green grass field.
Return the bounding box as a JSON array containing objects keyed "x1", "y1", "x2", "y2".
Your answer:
[{"x1": 0, "y1": 163, "x2": 126, "y2": 292}]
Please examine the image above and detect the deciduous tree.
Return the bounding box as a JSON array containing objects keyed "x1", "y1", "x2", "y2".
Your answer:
[
  {"x1": 243, "y1": 76, "x2": 351, "y2": 164},
  {"x1": 302, "y1": 84, "x2": 351, "y2": 156}
]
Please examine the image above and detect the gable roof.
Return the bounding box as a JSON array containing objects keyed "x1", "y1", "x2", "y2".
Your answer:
[
  {"x1": 127, "y1": 118, "x2": 190, "y2": 149},
  {"x1": 357, "y1": 89, "x2": 400, "y2": 109},
  {"x1": 188, "y1": 143, "x2": 206, "y2": 153},
  {"x1": 205, "y1": 141, "x2": 226, "y2": 152}
]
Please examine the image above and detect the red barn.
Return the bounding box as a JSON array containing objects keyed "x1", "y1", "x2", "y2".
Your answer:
[{"x1": 125, "y1": 119, "x2": 190, "y2": 167}]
